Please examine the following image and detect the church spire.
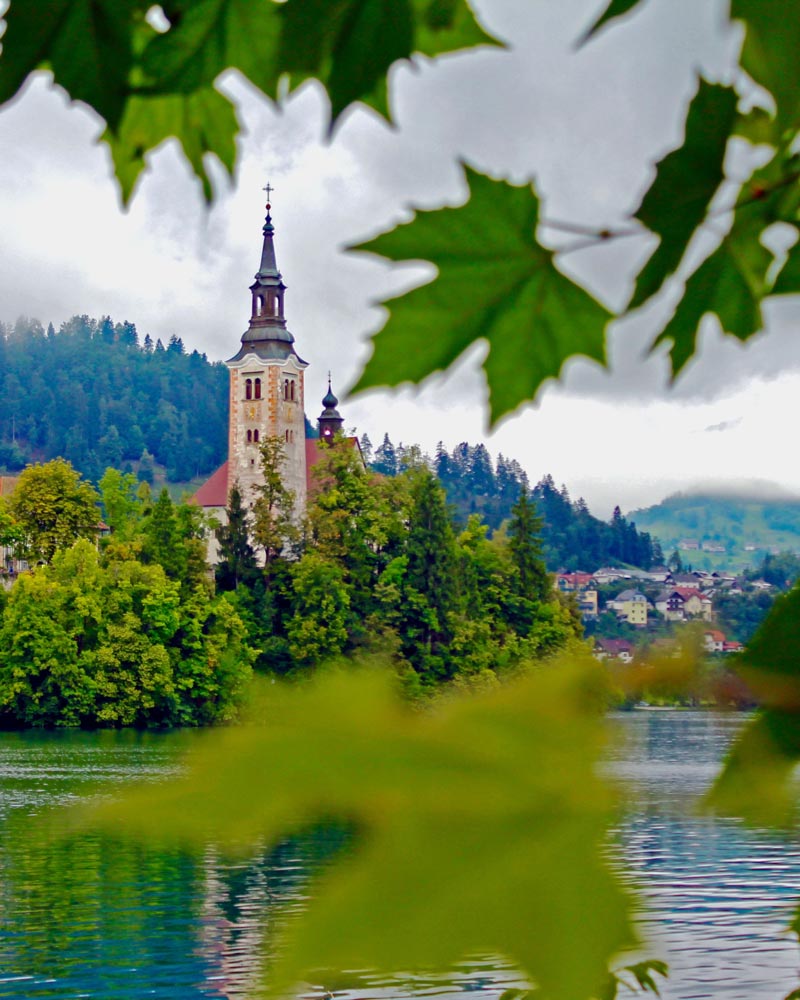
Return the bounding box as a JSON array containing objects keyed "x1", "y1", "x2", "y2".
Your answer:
[
  {"x1": 319, "y1": 374, "x2": 344, "y2": 443},
  {"x1": 228, "y1": 189, "x2": 306, "y2": 364}
]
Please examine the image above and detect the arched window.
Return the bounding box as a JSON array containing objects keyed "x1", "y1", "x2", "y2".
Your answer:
[
  {"x1": 274, "y1": 297, "x2": 280, "y2": 316},
  {"x1": 283, "y1": 379, "x2": 289, "y2": 400},
  {"x1": 245, "y1": 378, "x2": 252, "y2": 400},
  {"x1": 285, "y1": 429, "x2": 289, "y2": 442},
  {"x1": 253, "y1": 429, "x2": 260, "y2": 443},
  {"x1": 246, "y1": 429, "x2": 252, "y2": 443},
  {"x1": 254, "y1": 377, "x2": 261, "y2": 400},
  {"x1": 289, "y1": 380, "x2": 295, "y2": 401}
]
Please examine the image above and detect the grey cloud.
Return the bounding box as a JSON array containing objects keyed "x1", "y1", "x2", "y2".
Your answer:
[{"x1": 705, "y1": 418, "x2": 742, "y2": 433}]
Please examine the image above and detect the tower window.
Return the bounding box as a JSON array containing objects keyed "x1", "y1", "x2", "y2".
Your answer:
[
  {"x1": 290, "y1": 380, "x2": 295, "y2": 401},
  {"x1": 246, "y1": 429, "x2": 252, "y2": 443},
  {"x1": 245, "y1": 378, "x2": 252, "y2": 400},
  {"x1": 254, "y1": 377, "x2": 262, "y2": 400},
  {"x1": 285, "y1": 429, "x2": 289, "y2": 442},
  {"x1": 254, "y1": 429, "x2": 260, "y2": 443}
]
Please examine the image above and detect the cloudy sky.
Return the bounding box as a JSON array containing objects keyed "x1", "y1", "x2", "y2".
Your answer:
[{"x1": 0, "y1": 0, "x2": 798, "y2": 516}]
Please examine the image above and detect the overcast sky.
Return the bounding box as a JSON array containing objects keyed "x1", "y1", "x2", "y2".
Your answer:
[{"x1": 0, "y1": 0, "x2": 798, "y2": 517}]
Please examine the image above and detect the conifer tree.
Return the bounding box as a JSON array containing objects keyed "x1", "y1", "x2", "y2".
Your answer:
[
  {"x1": 402, "y1": 470, "x2": 459, "y2": 679},
  {"x1": 508, "y1": 487, "x2": 550, "y2": 604},
  {"x1": 215, "y1": 483, "x2": 258, "y2": 592}
]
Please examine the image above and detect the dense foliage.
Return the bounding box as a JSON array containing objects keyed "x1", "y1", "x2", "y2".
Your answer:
[
  {"x1": 0, "y1": 447, "x2": 579, "y2": 724},
  {"x1": 215, "y1": 438, "x2": 581, "y2": 692},
  {"x1": 366, "y1": 434, "x2": 663, "y2": 571},
  {"x1": 0, "y1": 464, "x2": 255, "y2": 728},
  {"x1": 0, "y1": 315, "x2": 228, "y2": 483}
]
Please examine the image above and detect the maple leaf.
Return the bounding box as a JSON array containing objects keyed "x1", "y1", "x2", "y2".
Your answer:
[{"x1": 350, "y1": 167, "x2": 610, "y2": 427}]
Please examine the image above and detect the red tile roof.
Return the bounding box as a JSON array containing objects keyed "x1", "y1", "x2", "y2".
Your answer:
[
  {"x1": 192, "y1": 461, "x2": 229, "y2": 508},
  {"x1": 194, "y1": 437, "x2": 364, "y2": 509}
]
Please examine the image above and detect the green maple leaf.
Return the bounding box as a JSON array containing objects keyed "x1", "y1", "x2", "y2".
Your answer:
[
  {"x1": 140, "y1": 0, "x2": 498, "y2": 127},
  {"x1": 652, "y1": 217, "x2": 773, "y2": 379},
  {"x1": 0, "y1": 0, "x2": 136, "y2": 130},
  {"x1": 103, "y1": 87, "x2": 238, "y2": 204},
  {"x1": 731, "y1": 0, "x2": 800, "y2": 134},
  {"x1": 279, "y1": 0, "x2": 499, "y2": 124},
  {"x1": 140, "y1": 0, "x2": 282, "y2": 96},
  {"x1": 350, "y1": 167, "x2": 610, "y2": 427},
  {"x1": 85, "y1": 666, "x2": 633, "y2": 1000},
  {"x1": 579, "y1": 0, "x2": 646, "y2": 45},
  {"x1": 630, "y1": 80, "x2": 738, "y2": 310},
  {"x1": 773, "y1": 237, "x2": 800, "y2": 295}
]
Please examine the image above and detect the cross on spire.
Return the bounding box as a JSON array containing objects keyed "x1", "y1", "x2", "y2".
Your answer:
[{"x1": 262, "y1": 182, "x2": 275, "y2": 201}]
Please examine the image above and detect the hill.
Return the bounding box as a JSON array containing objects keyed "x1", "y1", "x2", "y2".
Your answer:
[{"x1": 628, "y1": 492, "x2": 800, "y2": 571}]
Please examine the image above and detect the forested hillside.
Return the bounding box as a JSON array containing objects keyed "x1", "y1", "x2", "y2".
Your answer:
[
  {"x1": 629, "y1": 493, "x2": 800, "y2": 570},
  {"x1": 364, "y1": 434, "x2": 663, "y2": 571},
  {"x1": 0, "y1": 315, "x2": 228, "y2": 483}
]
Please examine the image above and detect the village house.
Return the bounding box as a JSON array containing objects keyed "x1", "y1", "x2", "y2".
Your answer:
[
  {"x1": 577, "y1": 589, "x2": 599, "y2": 620},
  {"x1": 593, "y1": 637, "x2": 634, "y2": 663},
  {"x1": 655, "y1": 587, "x2": 713, "y2": 622},
  {"x1": 555, "y1": 571, "x2": 594, "y2": 593},
  {"x1": 703, "y1": 629, "x2": 726, "y2": 653},
  {"x1": 607, "y1": 588, "x2": 649, "y2": 626}
]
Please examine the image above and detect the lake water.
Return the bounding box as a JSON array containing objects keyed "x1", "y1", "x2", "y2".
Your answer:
[{"x1": 0, "y1": 713, "x2": 798, "y2": 1000}]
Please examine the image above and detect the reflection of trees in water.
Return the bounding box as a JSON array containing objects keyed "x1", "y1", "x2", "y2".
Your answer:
[{"x1": 197, "y1": 829, "x2": 353, "y2": 999}]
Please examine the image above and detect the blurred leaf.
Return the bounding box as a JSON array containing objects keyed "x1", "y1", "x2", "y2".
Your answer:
[
  {"x1": 651, "y1": 211, "x2": 774, "y2": 378},
  {"x1": 103, "y1": 87, "x2": 238, "y2": 204},
  {"x1": 708, "y1": 584, "x2": 800, "y2": 826},
  {"x1": 303, "y1": 0, "x2": 415, "y2": 122},
  {"x1": 731, "y1": 0, "x2": 800, "y2": 133},
  {"x1": 772, "y1": 235, "x2": 800, "y2": 295},
  {"x1": 580, "y1": 0, "x2": 646, "y2": 45},
  {"x1": 412, "y1": 0, "x2": 500, "y2": 57},
  {"x1": 86, "y1": 665, "x2": 633, "y2": 1000},
  {"x1": 141, "y1": 0, "x2": 498, "y2": 126},
  {"x1": 630, "y1": 80, "x2": 738, "y2": 309},
  {"x1": 140, "y1": 0, "x2": 282, "y2": 95},
  {"x1": 278, "y1": 0, "x2": 499, "y2": 124},
  {"x1": 350, "y1": 166, "x2": 610, "y2": 427},
  {"x1": 0, "y1": 0, "x2": 136, "y2": 129}
]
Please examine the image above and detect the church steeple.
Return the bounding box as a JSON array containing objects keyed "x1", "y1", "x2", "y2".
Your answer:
[
  {"x1": 318, "y1": 375, "x2": 344, "y2": 443},
  {"x1": 224, "y1": 187, "x2": 309, "y2": 517},
  {"x1": 228, "y1": 194, "x2": 306, "y2": 365}
]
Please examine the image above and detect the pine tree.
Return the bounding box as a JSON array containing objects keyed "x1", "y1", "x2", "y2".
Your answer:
[
  {"x1": 402, "y1": 470, "x2": 459, "y2": 679},
  {"x1": 508, "y1": 487, "x2": 550, "y2": 604},
  {"x1": 215, "y1": 483, "x2": 259, "y2": 591}
]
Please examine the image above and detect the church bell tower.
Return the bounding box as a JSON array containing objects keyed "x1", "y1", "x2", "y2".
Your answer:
[{"x1": 225, "y1": 195, "x2": 308, "y2": 513}]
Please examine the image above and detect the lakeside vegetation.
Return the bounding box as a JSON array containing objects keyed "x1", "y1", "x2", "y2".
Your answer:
[{"x1": 0, "y1": 445, "x2": 586, "y2": 728}]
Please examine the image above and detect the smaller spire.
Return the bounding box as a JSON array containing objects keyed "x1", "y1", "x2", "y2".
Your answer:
[
  {"x1": 322, "y1": 373, "x2": 338, "y2": 410},
  {"x1": 318, "y1": 374, "x2": 344, "y2": 443}
]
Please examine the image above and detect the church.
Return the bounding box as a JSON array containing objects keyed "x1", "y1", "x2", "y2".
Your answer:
[{"x1": 193, "y1": 195, "x2": 353, "y2": 552}]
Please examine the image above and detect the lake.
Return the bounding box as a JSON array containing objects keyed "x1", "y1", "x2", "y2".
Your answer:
[{"x1": 0, "y1": 713, "x2": 798, "y2": 1000}]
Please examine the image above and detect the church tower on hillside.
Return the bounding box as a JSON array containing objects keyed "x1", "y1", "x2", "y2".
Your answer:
[{"x1": 225, "y1": 196, "x2": 308, "y2": 513}]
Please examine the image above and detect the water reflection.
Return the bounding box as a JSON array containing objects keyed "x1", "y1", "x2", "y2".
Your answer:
[
  {"x1": 0, "y1": 716, "x2": 799, "y2": 999},
  {"x1": 608, "y1": 711, "x2": 800, "y2": 999}
]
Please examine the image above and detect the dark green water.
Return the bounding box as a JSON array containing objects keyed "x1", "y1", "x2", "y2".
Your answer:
[{"x1": 1, "y1": 716, "x2": 799, "y2": 999}]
